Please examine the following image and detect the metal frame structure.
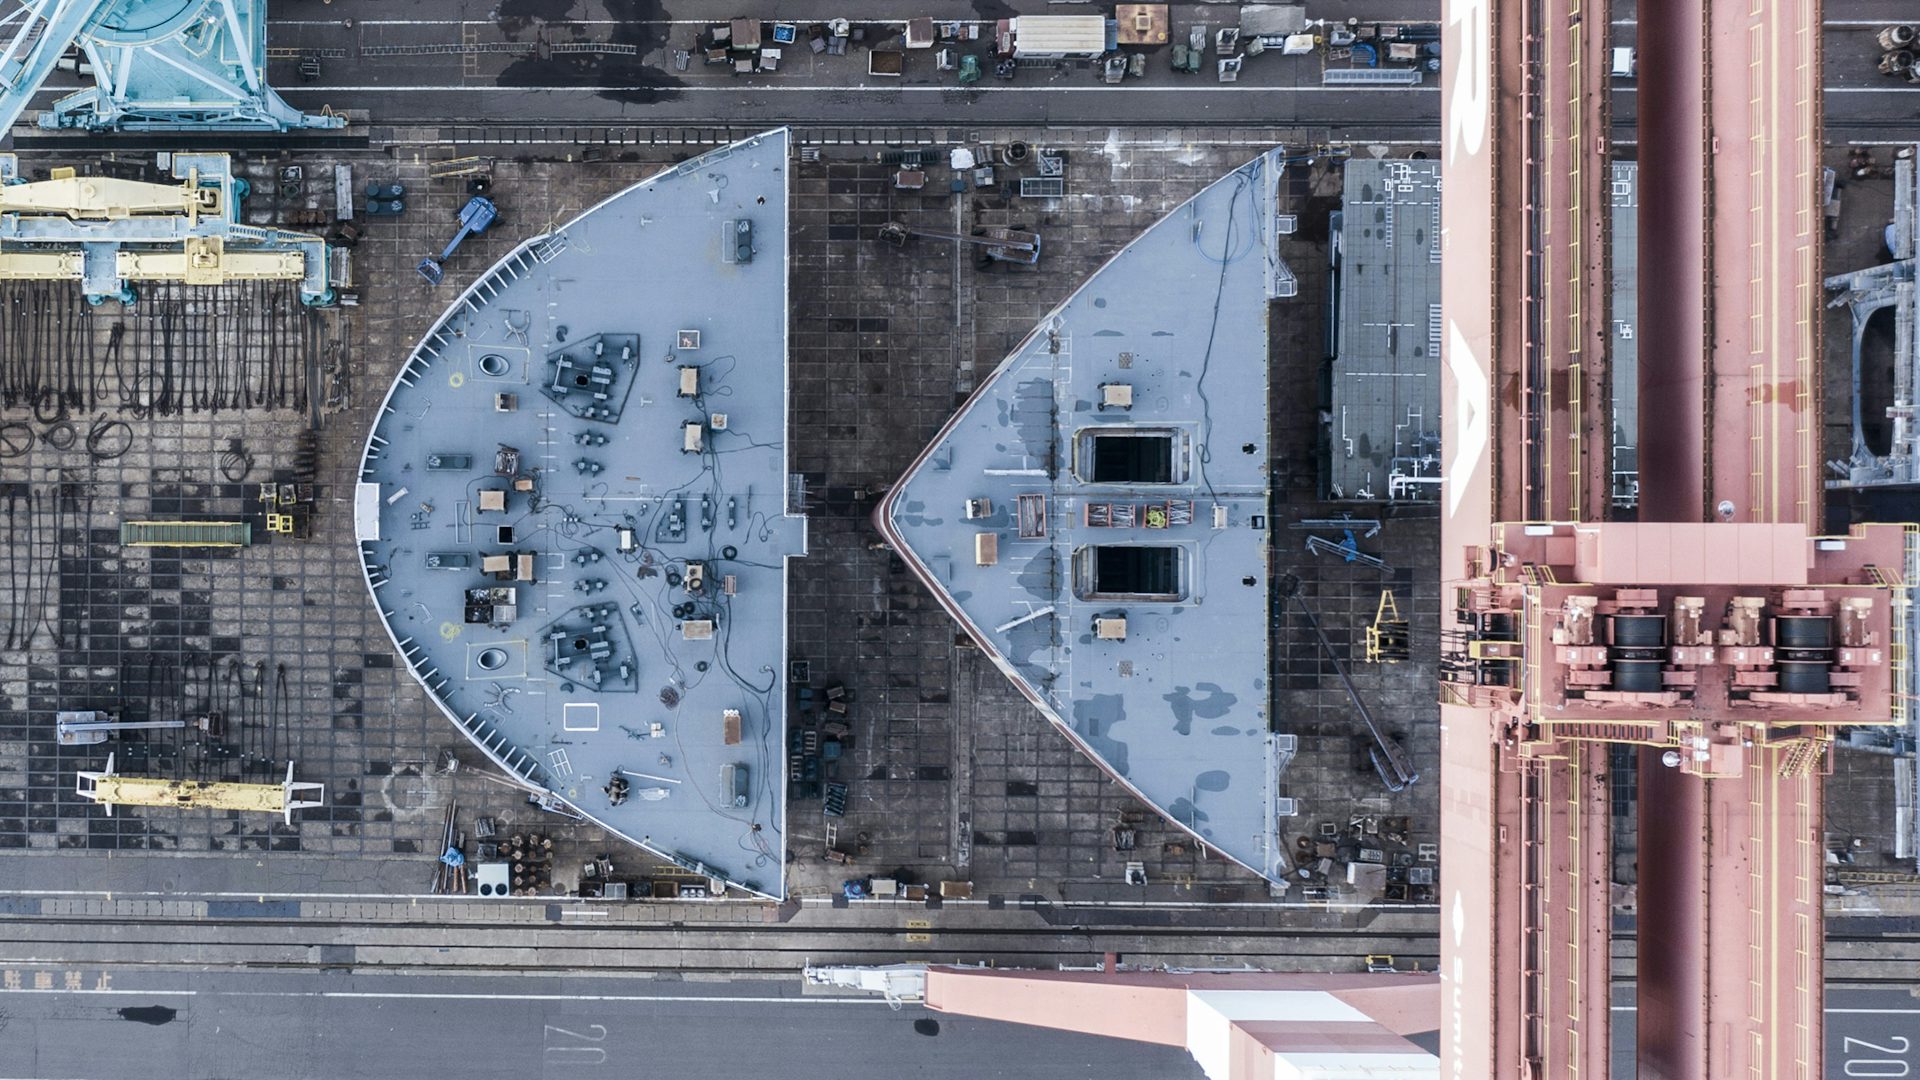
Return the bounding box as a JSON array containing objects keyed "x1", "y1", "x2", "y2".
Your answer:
[
  {"x1": 0, "y1": 0, "x2": 343, "y2": 132},
  {"x1": 76, "y1": 754, "x2": 324, "y2": 824},
  {"x1": 0, "y1": 152, "x2": 333, "y2": 306},
  {"x1": 1825, "y1": 146, "x2": 1920, "y2": 492},
  {"x1": 1440, "y1": 1, "x2": 1905, "y2": 1078}
]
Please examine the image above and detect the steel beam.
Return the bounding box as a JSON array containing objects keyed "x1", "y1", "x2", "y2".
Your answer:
[{"x1": 0, "y1": 0, "x2": 342, "y2": 133}]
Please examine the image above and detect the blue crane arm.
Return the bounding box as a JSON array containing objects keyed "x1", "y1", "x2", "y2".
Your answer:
[
  {"x1": 438, "y1": 200, "x2": 498, "y2": 261},
  {"x1": 438, "y1": 224, "x2": 476, "y2": 263},
  {"x1": 0, "y1": 0, "x2": 111, "y2": 132}
]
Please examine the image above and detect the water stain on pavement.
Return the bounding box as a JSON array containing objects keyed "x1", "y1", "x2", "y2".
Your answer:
[
  {"x1": 494, "y1": 0, "x2": 686, "y2": 105},
  {"x1": 913, "y1": 1019, "x2": 941, "y2": 1037},
  {"x1": 118, "y1": 1006, "x2": 177, "y2": 1026}
]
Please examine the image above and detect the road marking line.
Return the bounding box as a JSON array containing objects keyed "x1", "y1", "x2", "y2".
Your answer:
[
  {"x1": 1611, "y1": 18, "x2": 1908, "y2": 27},
  {"x1": 0, "y1": 887, "x2": 1434, "y2": 912},
  {"x1": 279, "y1": 83, "x2": 1441, "y2": 94},
  {"x1": 244, "y1": 992, "x2": 891, "y2": 1003},
  {"x1": 273, "y1": 18, "x2": 939, "y2": 26},
  {"x1": 0, "y1": 988, "x2": 196, "y2": 996},
  {"x1": 1612, "y1": 999, "x2": 1920, "y2": 1006}
]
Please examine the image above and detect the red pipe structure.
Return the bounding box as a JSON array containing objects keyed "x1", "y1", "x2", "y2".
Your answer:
[{"x1": 1441, "y1": 1, "x2": 1908, "y2": 1078}]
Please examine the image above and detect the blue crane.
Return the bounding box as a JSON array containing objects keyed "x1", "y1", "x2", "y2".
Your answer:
[
  {"x1": 0, "y1": 0, "x2": 343, "y2": 132},
  {"x1": 417, "y1": 196, "x2": 500, "y2": 286}
]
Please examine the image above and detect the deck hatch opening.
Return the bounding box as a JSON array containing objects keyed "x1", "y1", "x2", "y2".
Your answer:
[
  {"x1": 1077, "y1": 545, "x2": 1184, "y2": 601},
  {"x1": 1078, "y1": 429, "x2": 1179, "y2": 484}
]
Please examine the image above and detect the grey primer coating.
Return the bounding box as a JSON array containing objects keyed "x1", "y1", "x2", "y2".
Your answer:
[
  {"x1": 1327, "y1": 158, "x2": 1442, "y2": 503},
  {"x1": 355, "y1": 130, "x2": 802, "y2": 899},
  {"x1": 877, "y1": 148, "x2": 1298, "y2": 883}
]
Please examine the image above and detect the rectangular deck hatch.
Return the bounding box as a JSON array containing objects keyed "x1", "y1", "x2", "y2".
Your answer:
[
  {"x1": 1078, "y1": 545, "x2": 1183, "y2": 601},
  {"x1": 1081, "y1": 431, "x2": 1176, "y2": 484}
]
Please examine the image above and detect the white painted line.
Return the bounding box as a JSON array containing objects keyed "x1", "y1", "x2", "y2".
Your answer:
[
  {"x1": 284, "y1": 83, "x2": 1441, "y2": 94},
  {"x1": 1605, "y1": 999, "x2": 1920, "y2": 1006},
  {"x1": 1609, "y1": 85, "x2": 1919, "y2": 95},
  {"x1": 0, "y1": 886, "x2": 1435, "y2": 912},
  {"x1": 274, "y1": 18, "x2": 946, "y2": 27},
  {"x1": 243, "y1": 991, "x2": 890, "y2": 1003},
  {"x1": 1611, "y1": 18, "x2": 1907, "y2": 27},
  {"x1": 0, "y1": 988, "x2": 197, "y2": 996}
]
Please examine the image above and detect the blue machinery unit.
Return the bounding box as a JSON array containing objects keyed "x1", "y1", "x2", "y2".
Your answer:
[
  {"x1": 0, "y1": 0, "x2": 342, "y2": 131},
  {"x1": 0, "y1": 151, "x2": 335, "y2": 305},
  {"x1": 416, "y1": 196, "x2": 497, "y2": 285}
]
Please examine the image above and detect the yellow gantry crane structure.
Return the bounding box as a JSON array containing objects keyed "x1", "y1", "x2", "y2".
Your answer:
[
  {"x1": 77, "y1": 755, "x2": 325, "y2": 824},
  {"x1": 0, "y1": 151, "x2": 336, "y2": 306}
]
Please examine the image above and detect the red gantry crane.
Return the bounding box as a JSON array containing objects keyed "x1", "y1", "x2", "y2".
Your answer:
[{"x1": 1440, "y1": 1, "x2": 1911, "y2": 1078}]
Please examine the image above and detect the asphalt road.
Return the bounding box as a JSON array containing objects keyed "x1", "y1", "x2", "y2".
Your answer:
[
  {"x1": 255, "y1": 2, "x2": 1919, "y2": 141},
  {"x1": 0, "y1": 969, "x2": 1205, "y2": 1080},
  {"x1": 12, "y1": 1, "x2": 1920, "y2": 140}
]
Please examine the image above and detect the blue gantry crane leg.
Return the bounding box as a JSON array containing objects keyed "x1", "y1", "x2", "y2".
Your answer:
[{"x1": 0, "y1": 0, "x2": 343, "y2": 132}]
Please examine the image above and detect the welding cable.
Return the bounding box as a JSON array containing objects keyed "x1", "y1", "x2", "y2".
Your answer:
[
  {"x1": 222, "y1": 658, "x2": 244, "y2": 772},
  {"x1": 0, "y1": 423, "x2": 33, "y2": 460},
  {"x1": 22, "y1": 284, "x2": 42, "y2": 408},
  {"x1": 269, "y1": 283, "x2": 286, "y2": 410},
  {"x1": 40, "y1": 484, "x2": 64, "y2": 647},
  {"x1": 85, "y1": 309, "x2": 107, "y2": 411},
  {"x1": 219, "y1": 440, "x2": 255, "y2": 482},
  {"x1": 86, "y1": 417, "x2": 132, "y2": 460},
  {"x1": 19, "y1": 489, "x2": 36, "y2": 650},
  {"x1": 61, "y1": 300, "x2": 83, "y2": 413},
  {"x1": 32, "y1": 387, "x2": 63, "y2": 425},
  {"x1": 194, "y1": 297, "x2": 214, "y2": 413},
  {"x1": 245, "y1": 283, "x2": 262, "y2": 409},
  {"x1": 275, "y1": 663, "x2": 290, "y2": 763},
  {"x1": 41, "y1": 422, "x2": 76, "y2": 452},
  {"x1": 203, "y1": 291, "x2": 222, "y2": 412},
  {"x1": 104, "y1": 321, "x2": 135, "y2": 414},
  {"x1": 2, "y1": 493, "x2": 16, "y2": 649},
  {"x1": 155, "y1": 307, "x2": 175, "y2": 416}
]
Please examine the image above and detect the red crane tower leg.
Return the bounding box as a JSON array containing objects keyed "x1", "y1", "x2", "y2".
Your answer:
[{"x1": 1446, "y1": 0, "x2": 1890, "y2": 1078}]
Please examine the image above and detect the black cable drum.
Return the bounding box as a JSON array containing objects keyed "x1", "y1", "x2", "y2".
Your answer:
[
  {"x1": 1774, "y1": 615, "x2": 1832, "y2": 650},
  {"x1": 1775, "y1": 615, "x2": 1834, "y2": 695},
  {"x1": 1610, "y1": 614, "x2": 1667, "y2": 648},
  {"x1": 1778, "y1": 662, "x2": 1832, "y2": 695},
  {"x1": 1612, "y1": 660, "x2": 1666, "y2": 693},
  {"x1": 1609, "y1": 614, "x2": 1668, "y2": 694}
]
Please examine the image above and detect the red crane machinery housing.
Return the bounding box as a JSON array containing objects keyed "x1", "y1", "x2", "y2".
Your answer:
[{"x1": 1441, "y1": 1, "x2": 1912, "y2": 1078}]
